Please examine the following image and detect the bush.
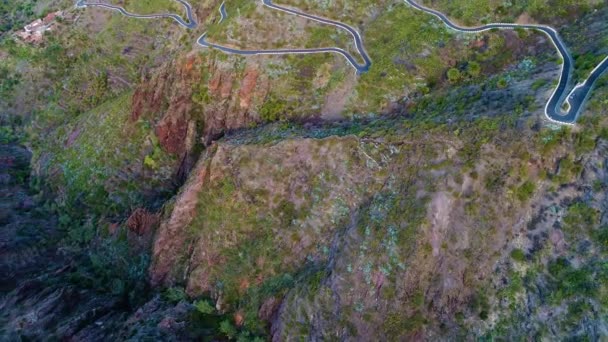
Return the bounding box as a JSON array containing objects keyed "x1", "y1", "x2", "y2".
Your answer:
[
  {"x1": 219, "y1": 320, "x2": 237, "y2": 339},
  {"x1": 466, "y1": 61, "x2": 481, "y2": 78},
  {"x1": 164, "y1": 287, "x2": 187, "y2": 303},
  {"x1": 144, "y1": 155, "x2": 158, "y2": 169},
  {"x1": 497, "y1": 78, "x2": 508, "y2": 89},
  {"x1": 592, "y1": 226, "x2": 608, "y2": 252},
  {"x1": 547, "y1": 258, "x2": 596, "y2": 303},
  {"x1": 573, "y1": 132, "x2": 596, "y2": 154},
  {"x1": 515, "y1": 181, "x2": 536, "y2": 202},
  {"x1": 259, "y1": 95, "x2": 288, "y2": 122},
  {"x1": 447, "y1": 68, "x2": 461, "y2": 83},
  {"x1": 563, "y1": 202, "x2": 598, "y2": 234},
  {"x1": 194, "y1": 299, "x2": 215, "y2": 314},
  {"x1": 510, "y1": 248, "x2": 526, "y2": 262},
  {"x1": 531, "y1": 79, "x2": 548, "y2": 91}
]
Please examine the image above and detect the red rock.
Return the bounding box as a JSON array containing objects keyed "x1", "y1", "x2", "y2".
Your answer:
[
  {"x1": 234, "y1": 311, "x2": 244, "y2": 327},
  {"x1": 158, "y1": 317, "x2": 176, "y2": 330},
  {"x1": 108, "y1": 223, "x2": 120, "y2": 235},
  {"x1": 208, "y1": 74, "x2": 222, "y2": 96},
  {"x1": 150, "y1": 151, "x2": 214, "y2": 288},
  {"x1": 258, "y1": 297, "x2": 281, "y2": 321},
  {"x1": 126, "y1": 208, "x2": 159, "y2": 236},
  {"x1": 155, "y1": 117, "x2": 189, "y2": 155},
  {"x1": 64, "y1": 127, "x2": 81, "y2": 147},
  {"x1": 43, "y1": 13, "x2": 57, "y2": 25},
  {"x1": 220, "y1": 74, "x2": 233, "y2": 99},
  {"x1": 130, "y1": 53, "x2": 267, "y2": 154},
  {"x1": 239, "y1": 69, "x2": 259, "y2": 109}
]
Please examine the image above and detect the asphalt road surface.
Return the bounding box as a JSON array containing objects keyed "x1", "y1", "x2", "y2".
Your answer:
[
  {"x1": 405, "y1": 0, "x2": 608, "y2": 125},
  {"x1": 77, "y1": 0, "x2": 608, "y2": 124}
]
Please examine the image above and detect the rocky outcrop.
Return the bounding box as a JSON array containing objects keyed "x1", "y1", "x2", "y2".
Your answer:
[
  {"x1": 149, "y1": 136, "x2": 394, "y2": 298},
  {"x1": 131, "y1": 53, "x2": 270, "y2": 155},
  {"x1": 126, "y1": 208, "x2": 160, "y2": 236},
  {"x1": 145, "y1": 117, "x2": 608, "y2": 340},
  {"x1": 150, "y1": 145, "x2": 217, "y2": 287},
  {"x1": 148, "y1": 129, "x2": 548, "y2": 338},
  {"x1": 0, "y1": 145, "x2": 194, "y2": 341}
]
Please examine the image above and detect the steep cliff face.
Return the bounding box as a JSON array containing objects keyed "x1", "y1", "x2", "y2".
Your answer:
[
  {"x1": 132, "y1": 52, "x2": 271, "y2": 156},
  {"x1": 150, "y1": 136, "x2": 392, "y2": 295},
  {"x1": 146, "y1": 89, "x2": 608, "y2": 338},
  {"x1": 2, "y1": 0, "x2": 608, "y2": 339}
]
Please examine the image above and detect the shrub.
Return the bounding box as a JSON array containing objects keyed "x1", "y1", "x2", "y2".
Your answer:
[
  {"x1": 547, "y1": 258, "x2": 596, "y2": 303},
  {"x1": 164, "y1": 287, "x2": 187, "y2": 303},
  {"x1": 516, "y1": 181, "x2": 536, "y2": 202},
  {"x1": 573, "y1": 132, "x2": 596, "y2": 154},
  {"x1": 497, "y1": 78, "x2": 508, "y2": 89},
  {"x1": 259, "y1": 95, "x2": 288, "y2": 122},
  {"x1": 592, "y1": 226, "x2": 608, "y2": 252},
  {"x1": 194, "y1": 299, "x2": 215, "y2": 314},
  {"x1": 466, "y1": 61, "x2": 481, "y2": 78},
  {"x1": 531, "y1": 79, "x2": 548, "y2": 91},
  {"x1": 563, "y1": 202, "x2": 598, "y2": 234},
  {"x1": 510, "y1": 248, "x2": 526, "y2": 262},
  {"x1": 144, "y1": 155, "x2": 157, "y2": 169},
  {"x1": 219, "y1": 320, "x2": 237, "y2": 339},
  {"x1": 447, "y1": 68, "x2": 461, "y2": 83}
]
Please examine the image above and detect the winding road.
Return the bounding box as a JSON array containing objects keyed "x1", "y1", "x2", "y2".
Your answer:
[
  {"x1": 199, "y1": 0, "x2": 371, "y2": 73},
  {"x1": 76, "y1": 0, "x2": 608, "y2": 124},
  {"x1": 218, "y1": 2, "x2": 227, "y2": 24},
  {"x1": 75, "y1": 0, "x2": 197, "y2": 28},
  {"x1": 405, "y1": 0, "x2": 608, "y2": 124}
]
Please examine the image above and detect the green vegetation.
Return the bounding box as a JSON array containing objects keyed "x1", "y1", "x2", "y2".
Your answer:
[
  {"x1": 573, "y1": 52, "x2": 608, "y2": 82},
  {"x1": 357, "y1": 5, "x2": 450, "y2": 108},
  {"x1": 219, "y1": 320, "x2": 238, "y2": 339},
  {"x1": 447, "y1": 68, "x2": 462, "y2": 83},
  {"x1": 510, "y1": 248, "x2": 526, "y2": 262},
  {"x1": 531, "y1": 78, "x2": 549, "y2": 91},
  {"x1": 0, "y1": 65, "x2": 20, "y2": 101},
  {"x1": 194, "y1": 299, "x2": 215, "y2": 314},
  {"x1": 164, "y1": 286, "x2": 187, "y2": 303},
  {"x1": 383, "y1": 312, "x2": 426, "y2": 338},
  {"x1": 467, "y1": 61, "x2": 481, "y2": 77},
  {"x1": 422, "y1": 0, "x2": 601, "y2": 24},
  {"x1": 305, "y1": 25, "x2": 359, "y2": 60},
  {"x1": 259, "y1": 94, "x2": 289, "y2": 122},
  {"x1": 185, "y1": 168, "x2": 305, "y2": 333},
  {"x1": 547, "y1": 258, "x2": 596, "y2": 303},
  {"x1": 515, "y1": 180, "x2": 536, "y2": 201},
  {"x1": 1, "y1": 0, "x2": 607, "y2": 339},
  {"x1": 0, "y1": 0, "x2": 36, "y2": 33},
  {"x1": 593, "y1": 226, "x2": 608, "y2": 253},
  {"x1": 118, "y1": 0, "x2": 182, "y2": 14},
  {"x1": 562, "y1": 202, "x2": 598, "y2": 237},
  {"x1": 38, "y1": 93, "x2": 175, "y2": 219},
  {"x1": 554, "y1": 155, "x2": 582, "y2": 184},
  {"x1": 67, "y1": 235, "x2": 152, "y2": 308}
]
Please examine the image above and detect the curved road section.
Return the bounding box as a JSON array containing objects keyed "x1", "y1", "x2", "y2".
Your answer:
[
  {"x1": 218, "y1": 2, "x2": 227, "y2": 24},
  {"x1": 405, "y1": 0, "x2": 608, "y2": 124},
  {"x1": 75, "y1": 0, "x2": 197, "y2": 29},
  {"x1": 76, "y1": 0, "x2": 608, "y2": 124},
  {"x1": 76, "y1": 0, "x2": 371, "y2": 73},
  {"x1": 199, "y1": 0, "x2": 371, "y2": 73}
]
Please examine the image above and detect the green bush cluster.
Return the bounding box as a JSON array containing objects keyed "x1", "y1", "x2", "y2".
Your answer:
[{"x1": 547, "y1": 258, "x2": 596, "y2": 303}]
